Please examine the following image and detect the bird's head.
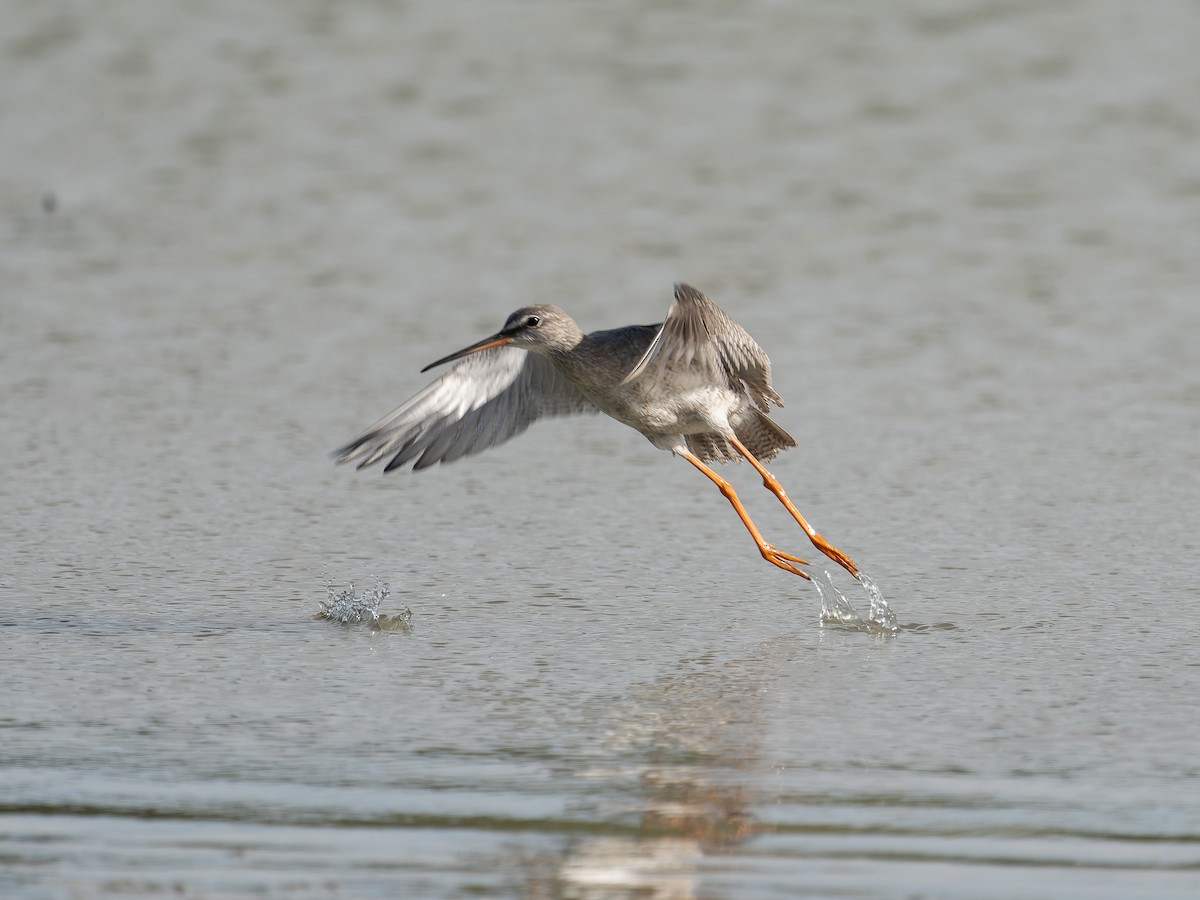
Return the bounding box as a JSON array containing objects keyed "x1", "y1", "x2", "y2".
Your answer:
[{"x1": 421, "y1": 305, "x2": 581, "y2": 372}]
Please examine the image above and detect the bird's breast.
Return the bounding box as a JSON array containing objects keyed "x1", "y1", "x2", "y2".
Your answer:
[{"x1": 586, "y1": 377, "x2": 742, "y2": 436}]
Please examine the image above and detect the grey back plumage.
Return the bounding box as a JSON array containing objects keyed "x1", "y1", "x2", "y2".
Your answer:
[{"x1": 334, "y1": 283, "x2": 795, "y2": 472}]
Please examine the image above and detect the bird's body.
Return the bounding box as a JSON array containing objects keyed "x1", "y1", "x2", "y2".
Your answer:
[{"x1": 334, "y1": 283, "x2": 858, "y2": 581}]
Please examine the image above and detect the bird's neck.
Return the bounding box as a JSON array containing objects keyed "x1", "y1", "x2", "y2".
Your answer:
[
  {"x1": 536, "y1": 330, "x2": 589, "y2": 382},
  {"x1": 542, "y1": 325, "x2": 585, "y2": 363}
]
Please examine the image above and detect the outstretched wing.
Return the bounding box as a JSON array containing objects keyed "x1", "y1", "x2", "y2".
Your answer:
[
  {"x1": 333, "y1": 346, "x2": 600, "y2": 471},
  {"x1": 621, "y1": 282, "x2": 783, "y2": 410}
]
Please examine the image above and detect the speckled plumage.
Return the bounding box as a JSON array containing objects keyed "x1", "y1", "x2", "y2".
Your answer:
[
  {"x1": 333, "y1": 283, "x2": 796, "y2": 471},
  {"x1": 334, "y1": 282, "x2": 858, "y2": 581}
]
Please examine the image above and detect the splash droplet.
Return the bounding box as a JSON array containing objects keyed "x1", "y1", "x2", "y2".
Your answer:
[
  {"x1": 316, "y1": 576, "x2": 411, "y2": 631},
  {"x1": 858, "y1": 571, "x2": 898, "y2": 633}
]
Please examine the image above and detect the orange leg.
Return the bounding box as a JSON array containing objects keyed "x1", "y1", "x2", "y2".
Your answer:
[
  {"x1": 728, "y1": 435, "x2": 860, "y2": 579},
  {"x1": 678, "y1": 448, "x2": 812, "y2": 580}
]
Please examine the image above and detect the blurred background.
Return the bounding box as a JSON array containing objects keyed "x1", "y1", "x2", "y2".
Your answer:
[{"x1": 3, "y1": 1, "x2": 1198, "y2": 897}]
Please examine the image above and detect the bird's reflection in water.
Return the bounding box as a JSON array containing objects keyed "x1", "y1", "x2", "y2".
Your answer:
[
  {"x1": 557, "y1": 836, "x2": 703, "y2": 898},
  {"x1": 534, "y1": 643, "x2": 783, "y2": 898},
  {"x1": 551, "y1": 778, "x2": 758, "y2": 898}
]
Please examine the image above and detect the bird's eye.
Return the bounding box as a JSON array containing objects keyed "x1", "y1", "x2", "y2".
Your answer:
[{"x1": 526, "y1": 315, "x2": 541, "y2": 327}]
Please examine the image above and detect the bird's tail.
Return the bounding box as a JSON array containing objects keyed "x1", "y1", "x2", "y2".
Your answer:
[
  {"x1": 685, "y1": 409, "x2": 797, "y2": 464},
  {"x1": 732, "y1": 408, "x2": 797, "y2": 463}
]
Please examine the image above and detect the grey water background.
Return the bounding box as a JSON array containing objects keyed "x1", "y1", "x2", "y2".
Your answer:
[{"x1": 3, "y1": 1, "x2": 1199, "y2": 896}]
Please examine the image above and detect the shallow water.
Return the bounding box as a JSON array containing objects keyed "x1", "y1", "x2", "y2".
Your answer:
[{"x1": 3, "y1": 1, "x2": 1199, "y2": 897}]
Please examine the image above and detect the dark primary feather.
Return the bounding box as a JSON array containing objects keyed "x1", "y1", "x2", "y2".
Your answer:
[{"x1": 332, "y1": 345, "x2": 600, "y2": 472}]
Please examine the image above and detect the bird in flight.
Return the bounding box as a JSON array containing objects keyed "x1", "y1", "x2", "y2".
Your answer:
[{"x1": 333, "y1": 283, "x2": 859, "y2": 582}]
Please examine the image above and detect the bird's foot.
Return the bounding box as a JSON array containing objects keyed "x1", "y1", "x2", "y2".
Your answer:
[
  {"x1": 807, "y1": 532, "x2": 859, "y2": 579},
  {"x1": 760, "y1": 544, "x2": 812, "y2": 580}
]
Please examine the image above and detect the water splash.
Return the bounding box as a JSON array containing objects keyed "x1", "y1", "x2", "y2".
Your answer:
[
  {"x1": 316, "y1": 576, "x2": 412, "y2": 632},
  {"x1": 812, "y1": 569, "x2": 863, "y2": 626},
  {"x1": 858, "y1": 571, "x2": 898, "y2": 632},
  {"x1": 813, "y1": 568, "x2": 898, "y2": 634}
]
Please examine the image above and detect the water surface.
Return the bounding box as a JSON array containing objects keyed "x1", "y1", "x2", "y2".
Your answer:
[{"x1": 3, "y1": 1, "x2": 1198, "y2": 897}]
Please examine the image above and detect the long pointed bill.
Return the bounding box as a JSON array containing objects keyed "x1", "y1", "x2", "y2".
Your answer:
[{"x1": 421, "y1": 333, "x2": 513, "y2": 372}]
